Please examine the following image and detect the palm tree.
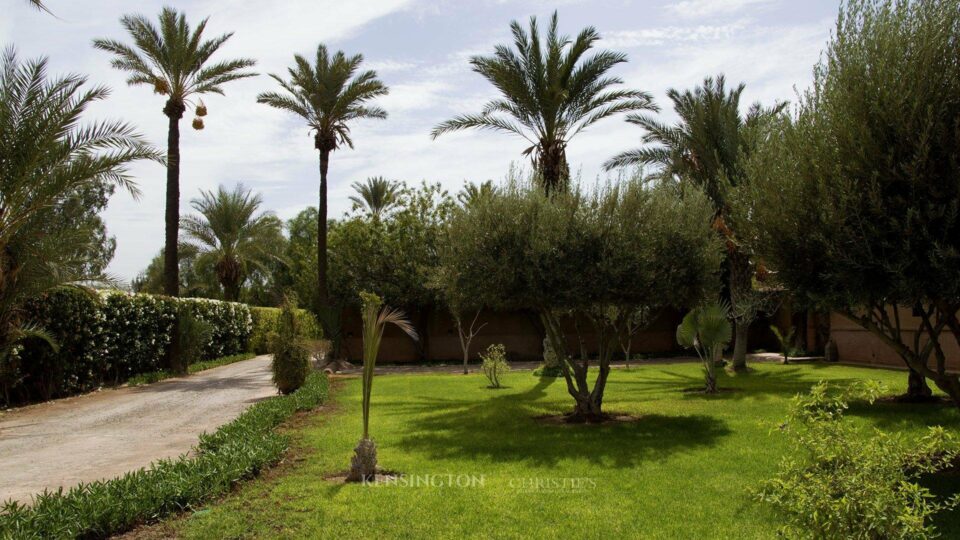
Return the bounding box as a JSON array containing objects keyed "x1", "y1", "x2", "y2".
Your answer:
[
  {"x1": 24, "y1": 0, "x2": 52, "y2": 14},
  {"x1": 431, "y1": 11, "x2": 655, "y2": 195},
  {"x1": 257, "y1": 45, "x2": 388, "y2": 308},
  {"x1": 349, "y1": 176, "x2": 400, "y2": 218},
  {"x1": 457, "y1": 180, "x2": 495, "y2": 207},
  {"x1": 605, "y1": 75, "x2": 784, "y2": 372},
  {"x1": 0, "y1": 49, "x2": 158, "y2": 366},
  {"x1": 348, "y1": 291, "x2": 417, "y2": 482},
  {"x1": 677, "y1": 303, "x2": 733, "y2": 394},
  {"x1": 180, "y1": 184, "x2": 283, "y2": 301},
  {"x1": 93, "y1": 8, "x2": 256, "y2": 298}
]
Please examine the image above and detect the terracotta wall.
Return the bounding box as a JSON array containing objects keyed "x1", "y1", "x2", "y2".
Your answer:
[
  {"x1": 339, "y1": 307, "x2": 782, "y2": 363},
  {"x1": 829, "y1": 309, "x2": 960, "y2": 371}
]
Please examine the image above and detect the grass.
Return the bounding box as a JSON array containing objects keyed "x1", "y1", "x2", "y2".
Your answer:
[
  {"x1": 162, "y1": 362, "x2": 960, "y2": 539},
  {"x1": 126, "y1": 353, "x2": 256, "y2": 386}
]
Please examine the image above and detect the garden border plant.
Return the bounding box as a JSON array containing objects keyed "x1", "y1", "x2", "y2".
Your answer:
[{"x1": 0, "y1": 372, "x2": 328, "y2": 539}]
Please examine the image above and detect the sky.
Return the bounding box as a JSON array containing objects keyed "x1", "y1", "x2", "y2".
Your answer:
[{"x1": 5, "y1": 0, "x2": 840, "y2": 281}]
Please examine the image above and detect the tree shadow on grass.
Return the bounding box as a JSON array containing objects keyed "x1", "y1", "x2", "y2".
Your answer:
[
  {"x1": 393, "y1": 376, "x2": 730, "y2": 468},
  {"x1": 615, "y1": 365, "x2": 861, "y2": 403}
]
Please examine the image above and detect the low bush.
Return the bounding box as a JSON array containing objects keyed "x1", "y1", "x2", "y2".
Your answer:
[
  {"x1": 249, "y1": 306, "x2": 322, "y2": 354},
  {"x1": 177, "y1": 307, "x2": 213, "y2": 368},
  {"x1": 270, "y1": 297, "x2": 311, "y2": 395},
  {"x1": 480, "y1": 344, "x2": 510, "y2": 388},
  {"x1": 757, "y1": 381, "x2": 960, "y2": 539},
  {"x1": 0, "y1": 372, "x2": 329, "y2": 538}
]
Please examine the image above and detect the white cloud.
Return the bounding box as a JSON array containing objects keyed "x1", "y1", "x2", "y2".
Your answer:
[
  {"x1": 603, "y1": 22, "x2": 747, "y2": 48},
  {"x1": 665, "y1": 0, "x2": 775, "y2": 19}
]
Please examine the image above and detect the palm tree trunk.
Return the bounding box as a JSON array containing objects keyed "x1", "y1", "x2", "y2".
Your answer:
[
  {"x1": 317, "y1": 149, "x2": 330, "y2": 306},
  {"x1": 163, "y1": 99, "x2": 185, "y2": 374}
]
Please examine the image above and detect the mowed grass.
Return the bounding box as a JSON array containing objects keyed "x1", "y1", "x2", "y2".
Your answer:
[{"x1": 170, "y1": 362, "x2": 960, "y2": 539}]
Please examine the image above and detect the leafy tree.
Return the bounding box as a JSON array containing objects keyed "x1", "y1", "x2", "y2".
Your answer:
[
  {"x1": 132, "y1": 244, "x2": 219, "y2": 298},
  {"x1": 180, "y1": 184, "x2": 284, "y2": 301},
  {"x1": 349, "y1": 176, "x2": 400, "y2": 218},
  {"x1": 734, "y1": 0, "x2": 960, "y2": 405},
  {"x1": 348, "y1": 291, "x2": 417, "y2": 482},
  {"x1": 94, "y1": 8, "x2": 256, "y2": 298},
  {"x1": 440, "y1": 177, "x2": 720, "y2": 421},
  {"x1": 0, "y1": 49, "x2": 157, "y2": 365},
  {"x1": 606, "y1": 75, "x2": 784, "y2": 372},
  {"x1": 257, "y1": 45, "x2": 388, "y2": 309},
  {"x1": 677, "y1": 302, "x2": 732, "y2": 393},
  {"x1": 432, "y1": 11, "x2": 655, "y2": 195}
]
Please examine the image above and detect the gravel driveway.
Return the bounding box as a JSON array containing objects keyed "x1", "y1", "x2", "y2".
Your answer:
[{"x1": 0, "y1": 355, "x2": 277, "y2": 504}]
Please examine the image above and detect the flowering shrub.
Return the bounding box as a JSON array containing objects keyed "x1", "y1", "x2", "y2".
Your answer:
[{"x1": 3, "y1": 289, "x2": 253, "y2": 405}]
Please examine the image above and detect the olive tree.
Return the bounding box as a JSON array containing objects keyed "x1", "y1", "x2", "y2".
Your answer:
[
  {"x1": 441, "y1": 178, "x2": 720, "y2": 422},
  {"x1": 734, "y1": 0, "x2": 960, "y2": 405}
]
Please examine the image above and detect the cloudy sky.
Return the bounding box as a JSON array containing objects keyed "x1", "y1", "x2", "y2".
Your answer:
[{"x1": 5, "y1": 0, "x2": 839, "y2": 281}]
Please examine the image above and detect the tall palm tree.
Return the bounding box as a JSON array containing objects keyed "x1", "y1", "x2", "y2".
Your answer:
[
  {"x1": 349, "y1": 176, "x2": 400, "y2": 218},
  {"x1": 257, "y1": 45, "x2": 388, "y2": 307},
  {"x1": 93, "y1": 8, "x2": 256, "y2": 298},
  {"x1": 180, "y1": 184, "x2": 283, "y2": 301},
  {"x1": 431, "y1": 11, "x2": 655, "y2": 195},
  {"x1": 605, "y1": 75, "x2": 785, "y2": 371},
  {"x1": 0, "y1": 49, "x2": 158, "y2": 364}
]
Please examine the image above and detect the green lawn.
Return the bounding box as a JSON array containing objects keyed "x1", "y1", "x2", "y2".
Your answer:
[{"x1": 167, "y1": 362, "x2": 960, "y2": 539}]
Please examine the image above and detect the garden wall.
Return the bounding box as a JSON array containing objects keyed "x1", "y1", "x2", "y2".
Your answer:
[
  {"x1": 829, "y1": 308, "x2": 960, "y2": 371},
  {"x1": 340, "y1": 307, "x2": 782, "y2": 363}
]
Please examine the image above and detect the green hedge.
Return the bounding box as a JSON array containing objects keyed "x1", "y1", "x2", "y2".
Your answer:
[
  {"x1": 249, "y1": 306, "x2": 322, "y2": 354},
  {"x1": 4, "y1": 289, "x2": 252, "y2": 405},
  {"x1": 0, "y1": 372, "x2": 329, "y2": 539}
]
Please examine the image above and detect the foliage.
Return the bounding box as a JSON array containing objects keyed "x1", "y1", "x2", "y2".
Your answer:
[
  {"x1": 181, "y1": 184, "x2": 285, "y2": 301},
  {"x1": 257, "y1": 44, "x2": 388, "y2": 307},
  {"x1": 4, "y1": 290, "x2": 250, "y2": 405},
  {"x1": 480, "y1": 344, "x2": 510, "y2": 388},
  {"x1": 440, "y1": 175, "x2": 720, "y2": 419},
  {"x1": 0, "y1": 372, "x2": 328, "y2": 539},
  {"x1": 330, "y1": 182, "x2": 455, "y2": 309},
  {"x1": 758, "y1": 382, "x2": 960, "y2": 539},
  {"x1": 350, "y1": 176, "x2": 400, "y2": 218},
  {"x1": 94, "y1": 7, "x2": 256, "y2": 297},
  {"x1": 732, "y1": 0, "x2": 960, "y2": 403},
  {"x1": 533, "y1": 337, "x2": 563, "y2": 378},
  {"x1": 770, "y1": 325, "x2": 797, "y2": 363},
  {"x1": 249, "y1": 306, "x2": 321, "y2": 354},
  {"x1": 677, "y1": 302, "x2": 732, "y2": 393},
  {"x1": 432, "y1": 11, "x2": 654, "y2": 194},
  {"x1": 176, "y1": 306, "x2": 213, "y2": 368},
  {"x1": 131, "y1": 244, "x2": 220, "y2": 298},
  {"x1": 270, "y1": 296, "x2": 311, "y2": 395},
  {"x1": 0, "y1": 49, "x2": 157, "y2": 390}
]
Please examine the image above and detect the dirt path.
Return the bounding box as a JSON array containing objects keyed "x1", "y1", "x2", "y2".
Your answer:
[{"x1": 0, "y1": 355, "x2": 277, "y2": 504}]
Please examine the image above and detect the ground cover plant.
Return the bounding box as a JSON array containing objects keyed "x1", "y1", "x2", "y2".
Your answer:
[{"x1": 158, "y1": 362, "x2": 960, "y2": 539}]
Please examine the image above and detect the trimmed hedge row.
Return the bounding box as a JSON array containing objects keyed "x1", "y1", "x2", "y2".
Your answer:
[
  {"x1": 249, "y1": 306, "x2": 322, "y2": 354},
  {"x1": 0, "y1": 371, "x2": 329, "y2": 539},
  {"x1": 4, "y1": 289, "x2": 252, "y2": 404}
]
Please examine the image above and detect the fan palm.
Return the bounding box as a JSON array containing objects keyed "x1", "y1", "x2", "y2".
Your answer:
[
  {"x1": 431, "y1": 11, "x2": 655, "y2": 195},
  {"x1": 257, "y1": 45, "x2": 388, "y2": 308},
  {"x1": 349, "y1": 176, "x2": 400, "y2": 218},
  {"x1": 677, "y1": 302, "x2": 733, "y2": 393},
  {"x1": 0, "y1": 49, "x2": 158, "y2": 365},
  {"x1": 606, "y1": 75, "x2": 785, "y2": 371},
  {"x1": 348, "y1": 291, "x2": 418, "y2": 482},
  {"x1": 93, "y1": 8, "x2": 256, "y2": 298},
  {"x1": 180, "y1": 184, "x2": 283, "y2": 301}
]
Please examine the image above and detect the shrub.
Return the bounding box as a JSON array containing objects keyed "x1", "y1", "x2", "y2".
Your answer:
[
  {"x1": 757, "y1": 382, "x2": 960, "y2": 539},
  {"x1": 480, "y1": 344, "x2": 510, "y2": 388},
  {"x1": 5, "y1": 289, "x2": 252, "y2": 406},
  {"x1": 177, "y1": 307, "x2": 213, "y2": 368},
  {"x1": 0, "y1": 372, "x2": 329, "y2": 539},
  {"x1": 249, "y1": 306, "x2": 321, "y2": 354},
  {"x1": 270, "y1": 297, "x2": 310, "y2": 394}
]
